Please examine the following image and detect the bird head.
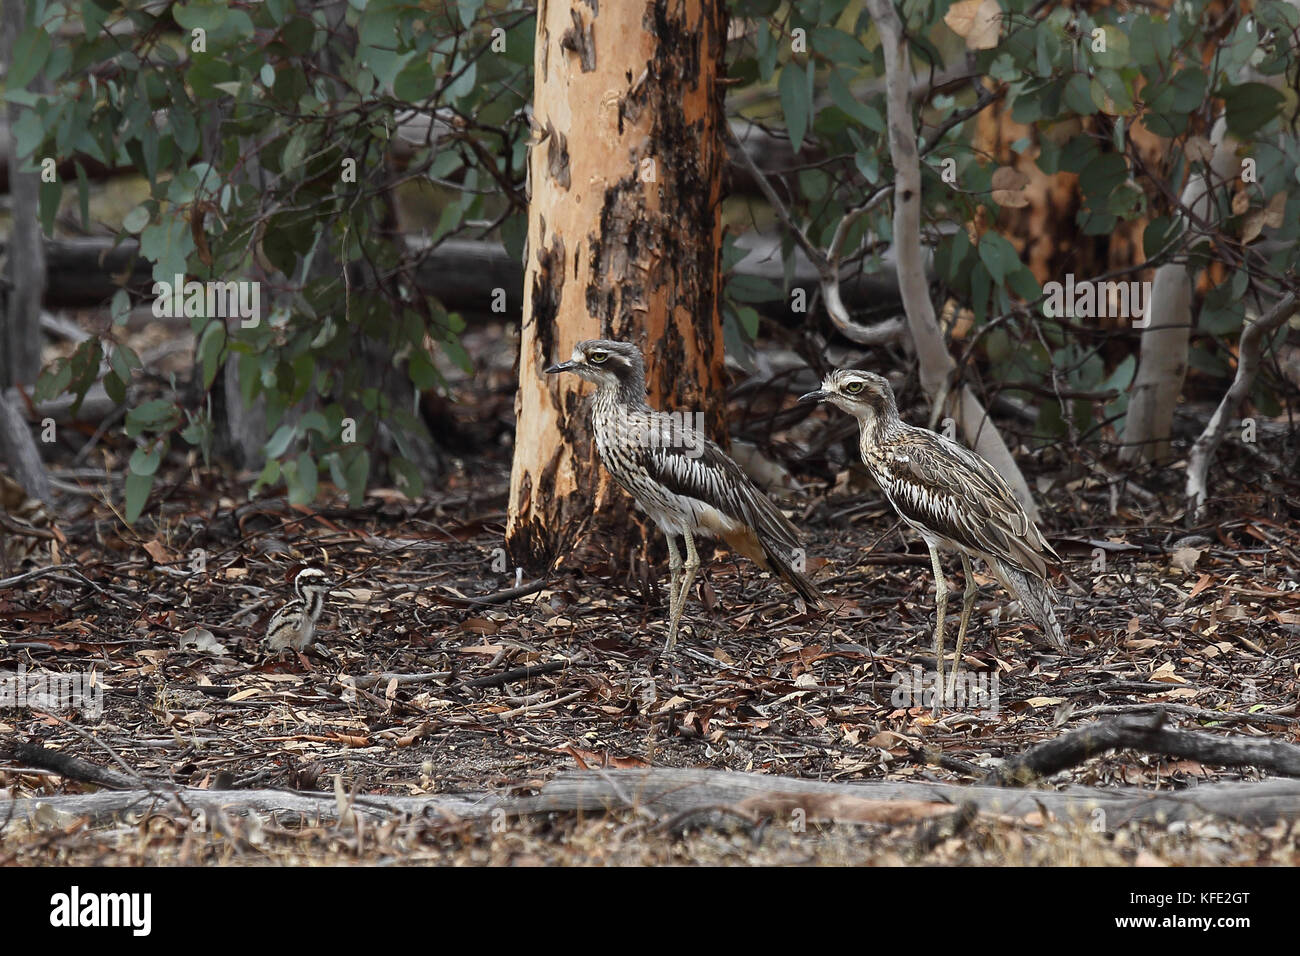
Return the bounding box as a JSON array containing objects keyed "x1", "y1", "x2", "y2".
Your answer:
[
  {"x1": 545, "y1": 339, "x2": 645, "y2": 392},
  {"x1": 799, "y1": 369, "x2": 897, "y2": 422},
  {"x1": 292, "y1": 566, "x2": 331, "y2": 598}
]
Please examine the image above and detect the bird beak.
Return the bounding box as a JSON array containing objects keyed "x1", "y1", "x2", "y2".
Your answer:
[
  {"x1": 545, "y1": 360, "x2": 576, "y2": 374},
  {"x1": 799, "y1": 388, "x2": 830, "y2": 404}
]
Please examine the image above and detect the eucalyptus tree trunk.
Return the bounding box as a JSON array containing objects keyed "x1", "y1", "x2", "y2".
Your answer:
[
  {"x1": 0, "y1": 0, "x2": 51, "y2": 503},
  {"x1": 507, "y1": 0, "x2": 728, "y2": 568},
  {"x1": 1121, "y1": 116, "x2": 1238, "y2": 465}
]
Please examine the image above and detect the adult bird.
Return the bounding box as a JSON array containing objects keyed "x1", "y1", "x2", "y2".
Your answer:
[
  {"x1": 547, "y1": 339, "x2": 822, "y2": 651},
  {"x1": 801, "y1": 369, "x2": 1066, "y2": 700}
]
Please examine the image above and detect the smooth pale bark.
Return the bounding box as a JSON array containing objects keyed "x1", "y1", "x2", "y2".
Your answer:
[
  {"x1": 1, "y1": 0, "x2": 51, "y2": 502},
  {"x1": 1122, "y1": 116, "x2": 1239, "y2": 464},
  {"x1": 508, "y1": 0, "x2": 728, "y2": 568},
  {"x1": 864, "y1": 0, "x2": 1038, "y2": 520}
]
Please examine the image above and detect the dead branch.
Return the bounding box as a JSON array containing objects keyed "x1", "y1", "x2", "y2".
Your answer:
[
  {"x1": 985, "y1": 711, "x2": 1300, "y2": 787},
  {"x1": 0, "y1": 739, "x2": 137, "y2": 790},
  {"x1": 1186, "y1": 291, "x2": 1298, "y2": 518}
]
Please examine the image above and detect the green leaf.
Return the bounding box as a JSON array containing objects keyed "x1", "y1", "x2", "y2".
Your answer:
[
  {"x1": 1221, "y1": 82, "x2": 1284, "y2": 138},
  {"x1": 810, "y1": 27, "x2": 871, "y2": 65},
  {"x1": 264, "y1": 423, "x2": 297, "y2": 459},
  {"x1": 1064, "y1": 74, "x2": 1095, "y2": 116},
  {"x1": 978, "y1": 233, "x2": 1019, "y2": 285},
  {"x1": 130, "y1": 442, "x2": 164, "y2": 477},
  {"x1": 779, "y1": 62, "x2": 812, "y2": 153},
  {"x1": 123, "y1": 204, "x2": 151, "y2": 234},
  {"x1": 457, "y1": 0, "x2": 482, "y2": 29},
  {"x1": 735, "y1": 305, "x2": 760, "y2": 340},
  {"x1": 1089, "y1": 25, "x2": 1129, "y2": 69},
  {"x1": 408, "y1": 348, "x2": 438, "y2": 390},
  {"x1": 1170, "y1": 68, "x2": 1206, "y2": 113},
  {"x1": 104, "y1": 370, "x2": 126, "y2": 404},
  {"x1": 125, "y1": 399, "x2": 180, "y2": 437},
  {"x1": 287, "y1": 451, "x2": 317, "y2": 506},
  {"x1": 140, "y1": 217, "x2": 196, "y2": 284},
  {"x1": 197, "y1": 321, "x2": 226, "y2": 390},
  {"x1": 393, "y1": 54, "x2": 438, "y2": 101},
  {"x1": 343, "y1": 448, "x2": 370, "y2": 506},
  {"x1": 124, "y1": 470, "x2": 155, "y2": 525},
  {"x1": 1143, "y1": 215, "x2": 1183, "y2": 259},
  {"x1": 829, "y1": 68, "x2": 882, "y2": 131},
  {"x1": 38, "y1": 176, "x2": 62, "y2": 236},
  {"x1": 8, "y1": 26, "x2": 51, "y2": 89}
]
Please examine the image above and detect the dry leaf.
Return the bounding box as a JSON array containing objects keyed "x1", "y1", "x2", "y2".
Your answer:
[
  {"x1": 143, "y1": 539, "x2": 171, "y2": 563},
  {"x1": 991, "y1": 166, "x2": 1030, "y2": 207},
  {"x1": 1171, "y1": 547, "x2": 1203, "y2": 573},
  {"x1": 1231, "y1": 190, "x2": 1251, "y2": 216},
  {"x1": 944, "y1": 0, "x2": 1001, "y2": 49},
  {"x1": 1264, "y1": 191, "x2": 1287, "y2": 228},
  {"x1": 1241, "y1": 209, "x2": 1266, "y2": 244},
  {"x1": 178, "y1": 627, "x2": 227, "y2": 656},
  {"x1": 1184, "y1": 136, "x2": 1214, "y2": 164}
]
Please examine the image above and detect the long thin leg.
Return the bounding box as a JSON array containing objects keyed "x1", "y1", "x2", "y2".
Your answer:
[
  {"x1": 927, "y1": 540, "x2": 948, "y2": 713},
  {"x1": 666, "y1": 533, "x2": 700, "y2": 653},
  {"x1": 947, "y1": 553, "x2": 979, "y2": 700},
  {"x1": 664, "y1": 535, "x2": 682, "y2": 650}
]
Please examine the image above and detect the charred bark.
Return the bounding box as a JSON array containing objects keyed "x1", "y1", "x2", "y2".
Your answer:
[{"x1": 508, "y1": 0, "x2": 729, "y2": 570}]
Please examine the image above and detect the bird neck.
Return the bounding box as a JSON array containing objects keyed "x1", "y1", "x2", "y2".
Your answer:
[
  {"x1": 593, "y1": 376, "x2": 651, "y2": 413},
  {"x1": 857, "y1": 404, "x2": 902, "y2": 448},
  {"x1": 302, "y1": 588, "x2": 325, "y2": 622}
]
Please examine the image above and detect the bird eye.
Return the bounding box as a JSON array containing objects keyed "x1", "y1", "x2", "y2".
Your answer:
[
  {"x1": 588, "y1": 351, "x2": 608, "y2": 364},
  {"x1": 844, "y1": 380, "x2": 865, "y2": 394}
]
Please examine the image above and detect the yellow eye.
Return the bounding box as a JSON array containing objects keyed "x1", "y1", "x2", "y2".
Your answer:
[
  {"x1": 588, "y1": 351, "x2": 608, "y2": 364},
  {"x1": 844, "y1": 380, "x2": 865, "y2": 394}
]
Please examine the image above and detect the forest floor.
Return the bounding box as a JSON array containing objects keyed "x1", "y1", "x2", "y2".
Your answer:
[{"x1": 2, "y1": 337, "x2": 1299, "y2": 865}]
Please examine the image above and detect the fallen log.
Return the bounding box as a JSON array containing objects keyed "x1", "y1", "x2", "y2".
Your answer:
[{"x1": 5, "y1": 768, "x2": 1300, "y2": 831}]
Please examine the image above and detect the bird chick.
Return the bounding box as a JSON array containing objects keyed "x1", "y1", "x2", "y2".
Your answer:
[{"x1": 265, "y1": 567, "x2": 331, "y2": 654}]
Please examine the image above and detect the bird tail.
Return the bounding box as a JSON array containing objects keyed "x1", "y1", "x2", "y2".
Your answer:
[
  {"x1": 991, "y1": 558, "x2": 1068, "y2": 653},
  {"x1": 763, "y1": 541, "x2": 827, "y2": 611}
]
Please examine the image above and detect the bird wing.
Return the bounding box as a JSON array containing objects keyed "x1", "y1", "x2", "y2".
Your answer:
[
  {"x1": 638, "y1": 428, "x2": 802, "y2": 555},
  {"x1": 876, "y1": 427, "x2": 1058, "y2": 577}
]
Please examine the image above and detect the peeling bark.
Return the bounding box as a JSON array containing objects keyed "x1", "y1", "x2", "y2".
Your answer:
[{"x1": 508, "y1": 0, "x2": 728, "y2": 569}]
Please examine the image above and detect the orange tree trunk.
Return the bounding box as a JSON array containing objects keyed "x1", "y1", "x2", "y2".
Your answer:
[{"x1": 507, "y1": 0, "x2": 728, "y2": 570}]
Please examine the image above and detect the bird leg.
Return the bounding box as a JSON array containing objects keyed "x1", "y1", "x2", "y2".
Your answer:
[
  {"x1": 664, "y1": 535, "x2": 683, "y2": 651},
  {"x1": 666, "y1": 533, "x2": 700, "y2": 653},
  {"x1": 927, "y1": 541, "x2": 948, "y2": 713},
  {"x1": 947, "y1": 554, "x2": 979, "y2": 701}
]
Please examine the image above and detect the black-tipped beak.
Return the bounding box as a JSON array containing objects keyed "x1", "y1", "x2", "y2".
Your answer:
[
  {"x1": 799, "y1": 388, "x2": 829, "y2": 404},
  {"x1": 545, "y1": 360, "x2": 576, "y2": 374}
]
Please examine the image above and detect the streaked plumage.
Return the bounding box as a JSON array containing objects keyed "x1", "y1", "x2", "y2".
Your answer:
[
  {"x1": 547, "y1": 339, "x2": 822, "y2": 651},
  {"x1": 265, "y1": 567, "x2": 331, "y2": 653},
  {"x1": 802, "y1": 370, "x2": 1066, "y2": 702}
]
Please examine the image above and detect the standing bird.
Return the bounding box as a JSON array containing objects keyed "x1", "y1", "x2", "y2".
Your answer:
[
  {"x1": 265, "y1": 567, "x2": 332, "y2": 660},
  {"x1": 801, "y1": 370, "x2": 1066, "y2": 700},
  {"x1": 546, "y1": 339, "x2": 822, "y2": 652}
]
